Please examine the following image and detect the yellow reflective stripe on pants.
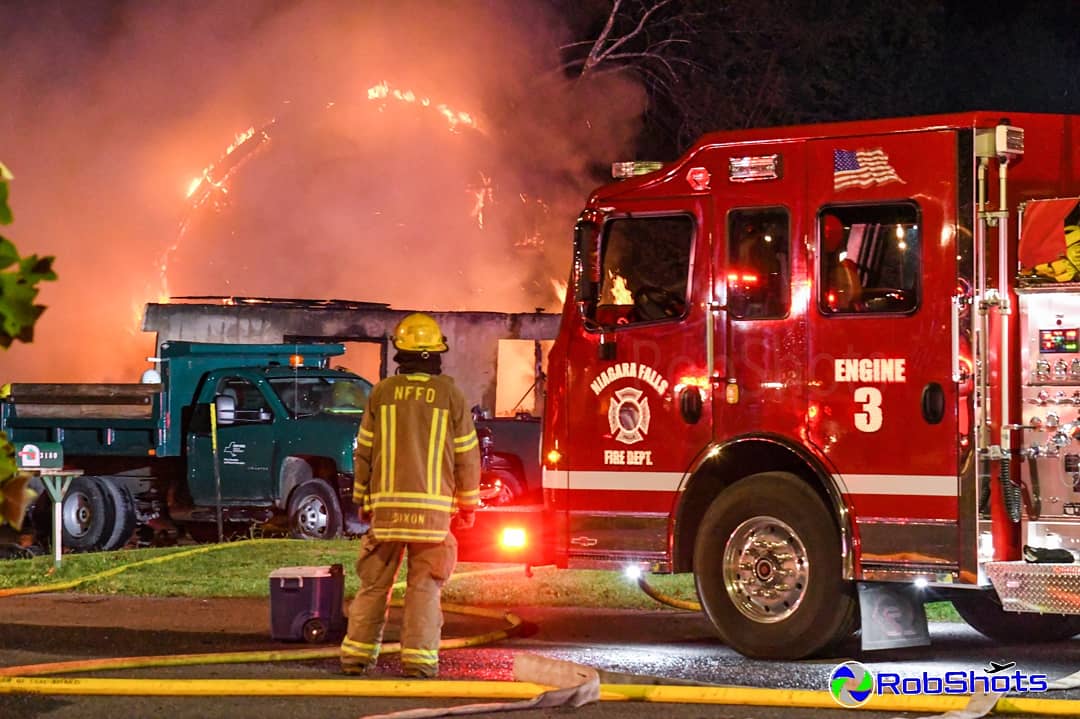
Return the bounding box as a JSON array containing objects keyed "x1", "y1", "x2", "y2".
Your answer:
[
  {"x1": 340, "y1": 636, "x2": 380, "y2": 662},
  {"x1": 401, "y1": 647, "x2": 439, "y2": 665}
]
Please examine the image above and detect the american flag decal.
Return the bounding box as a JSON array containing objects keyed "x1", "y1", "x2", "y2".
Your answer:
[{"x1": 833, "y1": 148, "x2": 904, "y2": 191}]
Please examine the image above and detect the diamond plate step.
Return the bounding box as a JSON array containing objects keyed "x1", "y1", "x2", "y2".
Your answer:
[{"x1": 984, "y1": 560, "x2": 1080, "y2": 614}]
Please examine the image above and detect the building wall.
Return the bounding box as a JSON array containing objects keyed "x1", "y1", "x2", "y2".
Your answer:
[{"x1": 142, "y1": 301, "x2": 560, "y2": 411}]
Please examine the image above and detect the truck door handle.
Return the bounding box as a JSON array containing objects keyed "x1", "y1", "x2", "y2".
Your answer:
[
  {"x1": 679, "y1": 387, "x2": 703, "y2": 424},
  {"x1": 922, "y1": 382, "x2": 945, "y2": 424}
]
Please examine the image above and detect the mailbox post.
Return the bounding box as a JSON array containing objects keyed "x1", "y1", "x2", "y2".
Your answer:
[{"x1": 14, "y1": 442, "x2": 82, "y2": 568}]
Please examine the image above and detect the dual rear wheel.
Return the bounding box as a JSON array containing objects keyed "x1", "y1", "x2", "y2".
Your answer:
[{"x1": 34, "y1": 476, "x2": 136, "y2": 552}]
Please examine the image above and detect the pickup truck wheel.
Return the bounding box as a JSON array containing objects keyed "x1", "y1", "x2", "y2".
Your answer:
[
  {"x1": 694, "y1": 472, "x2": 857, "y2": 659},
  {"x1": 952, "y1": 590, "x2": 1080, "y2": 642},
  {"x1": 483, "y1": 469, "x2": 524, "y2": 506},
  {"x1": 57, "y1": 477, "x2": 110, "y2": 551},
  {"x1": 288, "y1": 481, "x2": 343, "y2": 540},
  {"x1": 99, "y1": 480, "x2": 137, "y2": 551}
]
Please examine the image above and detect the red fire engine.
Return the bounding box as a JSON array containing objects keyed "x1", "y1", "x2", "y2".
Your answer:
[{"x1": 469, "y1": 111, "x2": 1080, "y2": 660}]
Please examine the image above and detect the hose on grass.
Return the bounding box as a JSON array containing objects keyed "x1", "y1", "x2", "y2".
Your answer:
[{"x1": 635, "y1": 574, "x2": 701, "y2": 612}]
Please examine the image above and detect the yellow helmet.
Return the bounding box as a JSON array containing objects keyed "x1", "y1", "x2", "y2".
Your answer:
[{"x1": 392, "y1": 313, "x2": 448, "y2": 352}]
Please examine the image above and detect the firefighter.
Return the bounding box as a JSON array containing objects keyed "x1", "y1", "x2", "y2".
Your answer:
[{"x1": 340, "y1": 312, "x2": 481, "y2": 678}]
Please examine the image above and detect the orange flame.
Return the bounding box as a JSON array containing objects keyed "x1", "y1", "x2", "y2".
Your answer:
[
  {"x1": 366, "y1": 80, "x2": 481, "y2": 133},
  {"x1": 609, "y1": 272, "x2": 633, "y2": 305}
]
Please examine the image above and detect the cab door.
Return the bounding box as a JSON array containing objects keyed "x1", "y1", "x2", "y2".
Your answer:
[
  {"x1": 559, "y1": 196, "x2": 713, "y2": 565},
  {"x1": 187, "y1": 376, "x2": 276, "y2": 504},
  {"x1": 805, "y1": 131, "x2": 960, "y2": 573},
  {"x1": 712, "y1": 142, "x2": 807, "y2": 443}
]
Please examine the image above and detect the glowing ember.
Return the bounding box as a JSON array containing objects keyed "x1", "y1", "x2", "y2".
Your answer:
[
  {"x1": 609, "y1": 271, "x2": 633, "y2": 305},
  {"x1": 366, "y1": 80, "x2": 481, "y2": 133},
  {"x1": 469, "y1": 173, "x2": 494, "y2": 229}
]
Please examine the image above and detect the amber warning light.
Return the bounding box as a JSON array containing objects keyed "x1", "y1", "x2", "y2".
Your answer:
[
  {"x1": 500, "y1": 527, "x2": 527, "y2": 549},
  {"x1": 289, "y1": 354, "x2": 304, "y2": 368}
]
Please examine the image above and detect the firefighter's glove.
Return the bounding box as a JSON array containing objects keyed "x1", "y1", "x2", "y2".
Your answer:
[{"x1": 453, "y1": 511, "x2": 475, "y2": 531}]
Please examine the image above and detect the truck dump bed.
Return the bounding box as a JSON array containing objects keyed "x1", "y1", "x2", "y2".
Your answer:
[
  {"x1": 1, "y1": 383, "x2": 161, "y2": 456},
  {"x1": 4, "y1": 383, "x2": 160, "y2": 419}
]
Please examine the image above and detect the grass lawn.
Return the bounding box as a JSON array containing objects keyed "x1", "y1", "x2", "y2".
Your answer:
[{"x1": 0, "y1": 537, "x2": 961, "y2": 621}]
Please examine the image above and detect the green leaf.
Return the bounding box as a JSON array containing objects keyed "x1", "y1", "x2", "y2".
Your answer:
[
  {"x1": 0, "y1": 162, "x2": 56, "y2": 350},
  {"x1": 0, "y1": 180, "x2": 11, "y2": 226},
  {"x1": 0, "y1": 238, "x2": 17, "y2": 271}
]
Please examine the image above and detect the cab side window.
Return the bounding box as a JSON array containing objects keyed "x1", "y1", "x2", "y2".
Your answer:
[
  {"x1": 592, "y1": 215, "x2": 693, "y2": 326},
  {"x1": 217, "y1": 378, "x2": 272, "y2": 423},
  {"x1": 727, "y1": 208, "x2": 790, "y2": 319},
  {"x1": 818, "y1": 203, "x2": 920, "y2": 315}
]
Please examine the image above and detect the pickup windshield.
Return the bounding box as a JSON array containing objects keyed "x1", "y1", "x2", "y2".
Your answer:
[{"x1": 268, "y1": 377, "x2": 371, "y2": 417}]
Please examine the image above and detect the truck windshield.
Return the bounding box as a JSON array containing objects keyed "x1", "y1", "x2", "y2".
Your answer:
[{"x1": 268, "y1": 377, "x2": 371, "y2": 417}]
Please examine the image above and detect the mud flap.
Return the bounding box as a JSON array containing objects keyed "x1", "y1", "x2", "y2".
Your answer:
[{"x1": 857, "y1": 582, "x2": 930, "y2": 651}]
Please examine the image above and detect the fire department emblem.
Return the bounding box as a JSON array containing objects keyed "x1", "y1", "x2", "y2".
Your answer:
[{"x1": 608, "y1": 387, "x2": 651, "y2": 445}]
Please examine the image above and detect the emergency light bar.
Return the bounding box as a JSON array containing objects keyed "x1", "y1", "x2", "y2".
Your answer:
[
  {"x1": 611, "y1": 161, "x2": 664, "y2": 179},
  {"x1": 729, "y1": 154, "x2": 782, "y2": 182}
]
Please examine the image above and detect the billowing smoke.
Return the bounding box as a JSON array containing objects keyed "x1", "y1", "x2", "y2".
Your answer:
[{"x1": 0, "y1": 0, "x2": 645, "y2": 382}]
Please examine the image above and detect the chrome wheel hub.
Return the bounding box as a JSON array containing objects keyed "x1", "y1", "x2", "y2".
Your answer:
[
  {"x1": 723, "y1": 516, "x2": 809, "y2": 623},
  {"x1": 295, "y1": 496, "x2": 328, "y2": 537}
]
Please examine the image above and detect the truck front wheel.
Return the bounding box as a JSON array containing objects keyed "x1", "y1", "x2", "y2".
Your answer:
[
  {"x1": 694, "y1": 472, "x2": 857, "y2": 659},
  {"x1": 287, "y1": 481, "x2": 343, "y2": 540}
]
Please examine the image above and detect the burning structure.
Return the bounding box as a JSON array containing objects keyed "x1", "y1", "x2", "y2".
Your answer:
[{"x1": 142, "y1": 297, "x2": 558, "y2": 414}]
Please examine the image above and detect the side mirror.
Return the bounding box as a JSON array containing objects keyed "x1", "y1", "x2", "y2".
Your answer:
[
  {"x1": 215, "y1": 394, "x2": 236, "y2": 426},
  {"x1": 573, "y1": 220, "x2": 601, "y2": 314}
]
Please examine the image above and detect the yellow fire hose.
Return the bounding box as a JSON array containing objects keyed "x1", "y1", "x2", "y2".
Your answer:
[
  {"x1": 3, "y1": 545, "x2": 1080, "y2": 716},
  {"x1": 635, "y1": 575, "x2": 701, "y2": 611}
]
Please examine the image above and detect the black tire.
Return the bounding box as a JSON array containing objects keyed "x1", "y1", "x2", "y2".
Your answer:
[
  {"x1": 287, "y1": 481, "x2": 343, "y2": 540},
  {"x1": 952, "y1": 590, "x2": 1080, "y2": 643},
  {"x1": 694, "y1": 471, "x2": 857, "y2": 659},
  {"x1": 98, "y1": 480, "x2": 137, "y2": 551},
  {"x1": 483, "y1": 468, "x2": 524, "y2": 506},
  {"x1": 302, "y1": 617, "x2": 328, "y2": 643},
  {"x1": 56, "y1": 477, "x2": 110, "y2": 551}
]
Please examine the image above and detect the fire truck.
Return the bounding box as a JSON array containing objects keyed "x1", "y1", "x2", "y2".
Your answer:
[{"x1": 470, "y1": 111, "x2": 1080, "y2": 660}]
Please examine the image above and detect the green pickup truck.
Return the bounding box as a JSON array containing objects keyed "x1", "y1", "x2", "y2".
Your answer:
[{"x1": 0, "y1": 341, "x2": 372, "y2": 550}]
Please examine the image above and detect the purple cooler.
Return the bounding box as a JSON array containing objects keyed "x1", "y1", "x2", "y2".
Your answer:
[{"x1": 269, "y1": 563, "x2": 346, "y2": 643}]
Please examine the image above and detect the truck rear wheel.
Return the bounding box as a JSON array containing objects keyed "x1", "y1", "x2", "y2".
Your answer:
[
  {"x1": 99, "y1": 480, "x2": 137, "y2": 551},
  {"x1": 56, "y1": 477, "x2": 110, "y2": 551},
  {"x1": 952, "y1": 590, "x2": 1080, "y2": 643},
  {"x1": 287, "y1": 481, "x2": 343, "y2": 540},
  {"x1": 694, "y1": 472, "x2": 857, "y2": 659}
]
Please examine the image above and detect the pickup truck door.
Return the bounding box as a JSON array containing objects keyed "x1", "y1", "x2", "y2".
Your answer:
[{"x1": 187, "y1": 377, "x2": 276, "y2": 504}]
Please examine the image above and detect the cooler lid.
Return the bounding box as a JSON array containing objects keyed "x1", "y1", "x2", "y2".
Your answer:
[{"x1": 270, "y1": 565, "x2": 336, "y2": 579}]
